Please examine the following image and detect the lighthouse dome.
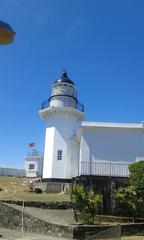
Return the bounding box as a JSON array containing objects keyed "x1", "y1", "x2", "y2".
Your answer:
[{"x1": 54, "y1": 71, "x2": 74, "y2": 85}]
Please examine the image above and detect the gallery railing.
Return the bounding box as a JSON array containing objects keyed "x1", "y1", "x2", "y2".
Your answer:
[
  {"x1": 41, "y1": 95, "x2": 84, "y2": 112},
  {"x1": 79, "y1": 161, "x2": 129, "y2": 177}
]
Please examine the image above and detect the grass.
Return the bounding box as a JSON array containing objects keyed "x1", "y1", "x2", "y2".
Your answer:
[{"x1": 0, "y1": 176, "x2": 70, "y2": 201}]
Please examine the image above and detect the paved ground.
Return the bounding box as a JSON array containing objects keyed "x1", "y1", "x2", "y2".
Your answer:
[
  {"x1": 10, "y1": 204, "x2": 76, "y2": 226},
  {"x1": 0, "y1": 204, "x2": 74, "y2": 239},
  {"x1": 0, "y1": 228, "x2": 70, "y2": 240}
]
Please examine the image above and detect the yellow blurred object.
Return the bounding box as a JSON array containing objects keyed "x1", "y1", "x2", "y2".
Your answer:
[{"x1": 0, "y1": 21, "x2": 15, "y2": 45}]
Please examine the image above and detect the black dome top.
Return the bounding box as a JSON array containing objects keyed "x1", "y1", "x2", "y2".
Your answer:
[{"x1": 55, "y1": 71, "x2": 74, "y2": 85}]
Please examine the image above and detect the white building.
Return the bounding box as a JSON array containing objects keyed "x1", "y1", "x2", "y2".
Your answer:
[
  {"x1": 25, "y1": 150, "x2": 43, "y2": 178},
  {"x1": 39, "y1": 71, "x2": 144, "y2": 180}
]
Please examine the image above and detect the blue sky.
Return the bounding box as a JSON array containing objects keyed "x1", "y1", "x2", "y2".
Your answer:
[{"x1": 0, "y1": 0, "x2": 144, "y2": 168}]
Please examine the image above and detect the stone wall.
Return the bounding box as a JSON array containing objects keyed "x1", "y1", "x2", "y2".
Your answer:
[
  {"x1": 121, "y1": 223, "x2": 144, "y2": 236},
  {"x1": 35, "y1": 182, "x2": 64, "y2": 193},
  {"x1": 0, "y1": 202, "x2": 72, "y2": 239},
  {"x1": 72, "y1": 224, "x2": 144, "y2": 239},
  {"x1": 0, "y1": 200, "x2": 72, "y2": 209},
  {"x1": 33, "y1": 182, "x2": 71, "y2": 193},
  {"x1": 73, "y1": 176, "x2": 128, "y2": 214},
  {"x1": 0, "y1": 202, "x2": 144, "y2": 239}
]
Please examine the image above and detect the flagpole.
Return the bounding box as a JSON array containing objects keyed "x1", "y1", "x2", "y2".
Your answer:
[{"x1": 28, "y1": 143, "x2": 36, "y2": 155}]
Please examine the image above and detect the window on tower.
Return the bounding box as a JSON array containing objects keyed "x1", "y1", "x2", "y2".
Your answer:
[
  {"x1": 29, "y1": 164, "x2": 35, "y2": 170},
  {"x1": 57, "y1": 150, "x2": 62, "y2": 160}
]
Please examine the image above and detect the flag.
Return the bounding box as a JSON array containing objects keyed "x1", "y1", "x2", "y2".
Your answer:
[{"x1": 28, "y1": 143, "x2": 35, "y2": 148}]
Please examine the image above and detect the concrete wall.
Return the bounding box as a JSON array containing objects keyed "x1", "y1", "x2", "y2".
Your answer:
[
  {"x1": 0, "y1": 167, "x2": 25, "y2": 177},
  {"x1": 34, "y1": 182, "x2": 64, "y2": 193},
  {"x1": 73, "y1": 224, "x2": 144, "y2": 239},
  {"x1": 80, "y1": 126, "x2": 144, "y2": 165}
]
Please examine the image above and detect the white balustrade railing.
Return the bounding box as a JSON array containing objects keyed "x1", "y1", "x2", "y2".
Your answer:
[{"x1": 79, "y1": 161, "x2": 129, "y2": 177}]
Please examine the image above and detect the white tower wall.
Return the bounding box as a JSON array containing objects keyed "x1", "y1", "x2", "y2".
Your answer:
[
  {"x1": 42, "y1": 127, "x2": 55, "y2": 178},
  {"x1": 42, "y1": 109, "x2": 83, "y2": 179}
]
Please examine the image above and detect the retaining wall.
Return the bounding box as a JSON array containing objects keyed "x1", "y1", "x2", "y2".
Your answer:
[
  {"x1": 0, "y1": 202, "x2": 72, "y2": 239},
  {"x1": 0, "y1": 200, "x2": 72, "y2": 209},
  {"x1": 0, "y1": 202, "x2": 144, "y2": 239}
]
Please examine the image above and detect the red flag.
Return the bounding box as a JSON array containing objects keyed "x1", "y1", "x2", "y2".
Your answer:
[{"x1": 28, "y1": 143, "x2": 35, "y2": 148}]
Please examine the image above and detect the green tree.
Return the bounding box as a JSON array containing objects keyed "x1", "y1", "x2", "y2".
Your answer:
[
  {"x1": 129, "y1": 160, "x2": 144, "y2": 192},
  {"x1": 115, "y1": 186, "x2": 142, "y2": 220},
  {"x1": 115, "y1": 161, "x2": 144, "y2": 219},
  {"x1": 71, "y1": 184, "x2": 103, "y2": 225}
]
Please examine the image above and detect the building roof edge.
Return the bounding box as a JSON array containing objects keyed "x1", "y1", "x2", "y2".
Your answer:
[{"x1": 81, "y1": 121, "x2": 144, "y2": 129}]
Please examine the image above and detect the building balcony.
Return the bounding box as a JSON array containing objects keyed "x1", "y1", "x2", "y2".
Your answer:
[
  {"x1": 41, "y1": 95, "x2": 84, "y2": 112},
  {"x1": 79, "y1": 161, "x2": 129, "y2": 177}
]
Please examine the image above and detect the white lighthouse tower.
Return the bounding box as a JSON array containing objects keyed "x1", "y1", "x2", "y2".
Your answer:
[{"x1": 39, "y1": 71, "x2": 85, "y2": 180}]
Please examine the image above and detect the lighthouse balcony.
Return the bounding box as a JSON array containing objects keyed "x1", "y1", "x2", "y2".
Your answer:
[{"x1": 41, "y1": 95, "x2": 84, "y2": 112}]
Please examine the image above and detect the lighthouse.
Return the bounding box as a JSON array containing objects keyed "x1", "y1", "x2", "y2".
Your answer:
[{"x1": 39, "y1": 71, "x2": 85, "y2": 180}]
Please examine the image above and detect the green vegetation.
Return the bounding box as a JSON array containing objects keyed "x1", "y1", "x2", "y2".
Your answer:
[
  {"x1": 115, "y1": 186, "x2": 142, "y2": 219},
  {"x1": 71, "y1": 184, "x2": 103, "y2": 224},
  {"x1": 0, "y1": 176, "x2": 70, "y2": 201},
  {"x1": 129, "y1": 160, "x2": 144, "y2": 192},
  {"x1": 116, "y1": 161, "x2": 144, "y2": 219}
]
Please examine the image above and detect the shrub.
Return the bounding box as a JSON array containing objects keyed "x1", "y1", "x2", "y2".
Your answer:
[
  {"x1": 71, "y1": 184, "x2": 103, "y2": 224},
  {"x1": 115, "y1": 161, "x2": 144, "y2": 219},
  {"x1": 129, "y1": 161, "x2": 144, "y2": 192}
]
